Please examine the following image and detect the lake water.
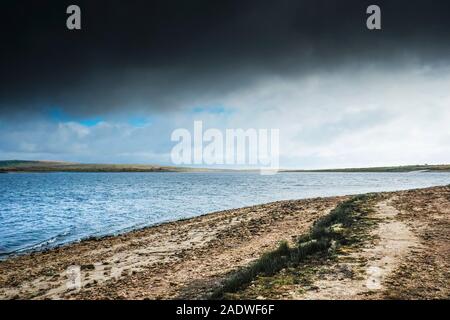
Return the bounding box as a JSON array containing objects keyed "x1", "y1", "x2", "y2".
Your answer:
[{"x1": 1, "y1": 171, "x2": 449, "y2": 258}]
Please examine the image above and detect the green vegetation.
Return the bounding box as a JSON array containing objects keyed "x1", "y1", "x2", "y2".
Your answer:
[
  {"x1": 1, "y1": 160, "x2": 450, "y2": 173},
  {"x1": 211, "y1": 194, "x2": 375, "y2": 299},
  {"x1": 0, "y1": 160, "x2": 218, "y2": 173},
  {"x1": 283, "y1": 164, "x2": 450, "y2": 173}
]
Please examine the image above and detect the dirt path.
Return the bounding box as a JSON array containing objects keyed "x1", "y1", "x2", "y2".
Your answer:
[
  {"x1": 0, "y1": 196, "x2": 344, "y2": 300},
  {"x1": 229, "y1": 186, "x2": 449, "y2": 300},
  {"x1": 382, "y1": 187, "x2": 450, "y2": 299},
  {"x1": 301, "y1": 198, "x2": 420, "y2": 299}
]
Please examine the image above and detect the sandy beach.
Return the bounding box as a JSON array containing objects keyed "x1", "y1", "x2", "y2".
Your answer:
[{"x1": 0, "y1": 186, "x2": 449, "y2": 300}]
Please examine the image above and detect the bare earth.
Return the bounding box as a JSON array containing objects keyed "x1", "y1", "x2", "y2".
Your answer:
[
  {"x1": 0, "y1": 186, "x2": 449, "y2": 300},
  {"x1": 299, "y1": 198, "x2": 420, "y2": 299},
  {"x1": 303, "y1": 187, "x2": 450, "y2": 300},
  {"x1": 233, "y1": 186, "x2": 450, "y2": 300},
  {"x1": 0, "y1": 196, "x2": 344, "y2": 299}
]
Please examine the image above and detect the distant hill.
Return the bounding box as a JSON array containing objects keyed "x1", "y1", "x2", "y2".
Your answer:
[
  {"x1": 283, "y1": 164, "x2": 450, "y2": 173},
  {"x1": 0, "y1": 160, "x2": 215, "y2": 173},
  {"x1": 1, "y1": 160, "x2": 449, "y2": 173}
]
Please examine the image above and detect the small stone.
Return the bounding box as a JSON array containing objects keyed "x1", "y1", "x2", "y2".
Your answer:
[{"x1": 81, "y1": 264, "x2": 95, "y2": 271}]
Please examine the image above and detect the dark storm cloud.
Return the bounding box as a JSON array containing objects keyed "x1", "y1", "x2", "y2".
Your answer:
[{"x1": 1, "y1": 0, "x2": 450, "y2": 116}]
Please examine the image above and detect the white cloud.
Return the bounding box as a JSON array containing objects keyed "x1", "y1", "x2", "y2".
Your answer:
[
  {"x1": 216, "y1": 64, "x2": 450, "y2": 168},
  {"x1": 1, "y1": 64, "x2": 449, "y2": 169}
]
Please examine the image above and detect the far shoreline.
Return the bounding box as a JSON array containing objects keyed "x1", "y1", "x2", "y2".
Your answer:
[{"x1": 1, "y1": 160, "x2": 450, "y2": 173}]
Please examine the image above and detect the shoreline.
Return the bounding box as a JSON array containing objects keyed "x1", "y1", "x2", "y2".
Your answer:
[
  {"x1": 0, "y1": 183, "x2": 443, "y2": 261},
  {"x1": 2, "y1": 160, "x2": 450, "y2": 173},
  {"x1": 0, "y1": 194, "x2": 347, "y2": 261},
  {"x1": 0, "y1": 185, "x2": 449, "y2": 299}
]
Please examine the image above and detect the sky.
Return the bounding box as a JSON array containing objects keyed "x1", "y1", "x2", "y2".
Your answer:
[{"x1": 1, "y1": 0, "x2": 450, "y2": 169}]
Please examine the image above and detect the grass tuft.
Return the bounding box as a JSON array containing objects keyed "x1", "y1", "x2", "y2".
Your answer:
[{"x1": 210, "y1": 194, "x2": 374, "y2": 299}]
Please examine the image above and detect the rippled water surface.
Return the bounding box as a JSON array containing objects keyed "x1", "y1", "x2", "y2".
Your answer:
[{"x1": 1, "y1": 171, "x2": 449, "y2": 257}]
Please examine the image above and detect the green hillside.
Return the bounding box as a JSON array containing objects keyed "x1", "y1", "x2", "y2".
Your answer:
[
  {"x1": 283, "y1": 164, "x2": 450, "y2": 173},
  {"x1": 0, "y1": 160, "x2": 209, "y2": 173}
]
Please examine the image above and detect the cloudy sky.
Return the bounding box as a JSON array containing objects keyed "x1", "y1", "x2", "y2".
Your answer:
[{"x1": 1, "y1": 0, "x2": 450, "y2": 169}]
